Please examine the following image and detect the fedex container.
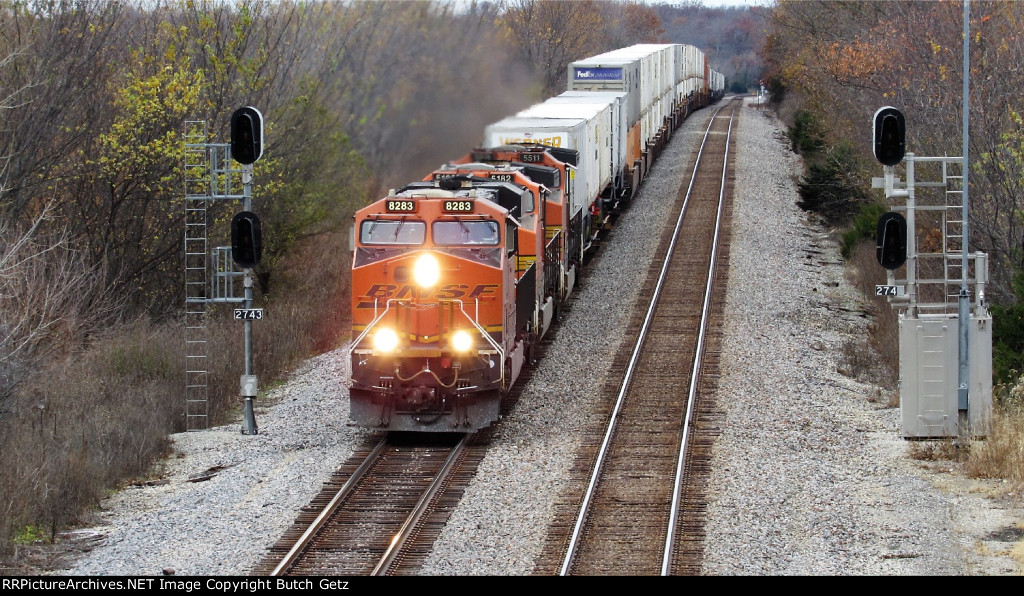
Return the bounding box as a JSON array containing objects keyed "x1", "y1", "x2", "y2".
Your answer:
[
  {"x1": 568, "y1": 53, "x2": 642, "y2": 130},
  {"x1": 569, "y1": 45, "x2": 667, "y2": 159}
]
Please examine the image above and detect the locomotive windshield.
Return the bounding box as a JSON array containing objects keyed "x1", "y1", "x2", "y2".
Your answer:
[
  {"x1": 360, "y1": 218, "x2": 426, "y2": 245},
  {"x1": 432, "y1": 220, "x2": 500, "y2": 246}
]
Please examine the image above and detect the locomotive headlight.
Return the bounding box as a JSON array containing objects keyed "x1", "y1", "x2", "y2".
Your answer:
[
  {"x1": 413, "y1": 253, "x2": 440, "y2": 288},
  {"x1": 451, "y1": 329, "x2": 473, "y2": 353},
  {"x1": 372, "y1": 328, "x2": 399, "y2": 354}
]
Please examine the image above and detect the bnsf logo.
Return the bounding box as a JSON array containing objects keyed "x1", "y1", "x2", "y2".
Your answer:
[{"x1": 356, "y1": 284, "x2": 499, "y2": 308}]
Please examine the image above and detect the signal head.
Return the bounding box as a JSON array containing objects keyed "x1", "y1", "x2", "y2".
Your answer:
[
  {"x1": 873, "y1": 106, "x2": 905, "y2": 167},
  {"x1": 876, "y1": 211, "x2": 907, "y2": 270},
  {"x1": 230, "y1": 106, "x2": 264, "y2": 165},
  {"x1": 231, "y1": 211, "x2": 263, "y2": 269}
]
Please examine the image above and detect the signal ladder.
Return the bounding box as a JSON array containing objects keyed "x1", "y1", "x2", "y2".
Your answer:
[
  {"x1": 184, "y1": 121, "x2": 211, "y2": 431},
  {"x1": 906, "y1": 157, "x2": 973, "y2": 314},
  {"x1": 182, "y1": 122, "x2": 249, "y2": 430},
  {"x1": 941, "y1": 160, "x2": 966, "y2": 310}
]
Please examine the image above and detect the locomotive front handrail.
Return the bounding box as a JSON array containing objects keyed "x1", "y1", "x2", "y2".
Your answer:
[
  {"x1": 454, "y1": 299, "x2": 505, "y2": 388},
  {"x1": 349, "y1": 297, "x2": 505, "y2": 360},
  {"x1": 453, "y1": 299, "x2": 504, "y2": 356},
  {"x1": 347, "y1": 298, "x2": 395, "y2": 355}
]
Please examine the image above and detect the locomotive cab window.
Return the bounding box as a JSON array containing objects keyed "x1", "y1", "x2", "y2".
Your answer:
[
  {"x1": 505, "y1": 218, "x2": 517, "y2": 257},
  {"x1": 521, "y1": 191, "x2": 535, "y2": 215},
  {"x1": 360, "y1": 218, "x2": 426, "y2": 245},
  {"x1": 432, "y1": 220, "x2": 500, "y2": 246}
]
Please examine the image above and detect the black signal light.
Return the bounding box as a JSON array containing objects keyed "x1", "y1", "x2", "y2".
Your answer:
[
  {"x1": 231, "y1": 211, "x2": 263, "y2": 269},
  {"x1": 873, "y1": 106, "x2": 905, "y2": 167},
  {"x1": 876, "y1": 211, "x2": 907, "y2": 270},
  {"x1": 230, "y1": 106, "x2": 264, "y2": 165}
]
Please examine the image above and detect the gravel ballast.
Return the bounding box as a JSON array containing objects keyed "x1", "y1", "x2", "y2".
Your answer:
[{"x1": 55, "y1": 99, "x2": 1022, "y2": 576}]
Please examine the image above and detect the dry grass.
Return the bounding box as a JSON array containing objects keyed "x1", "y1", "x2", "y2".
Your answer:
[
  {"x1": 905, "y1": 394, "x2": 1024, "y2": 486},
  {"x1": 0, "y1": 319, "x2": 181, "y2": 556},
  {"x1": 908, "y1": 437, "x2": 967, "y2": 462},
  {"x1": 839, "y1": 241, "x2": 899, "y2": 389},
  {"x1": 963, "y1": 386, "x2": 1024, "y2": 482},
  {"x1": 0, "y1": 228, "x2": 352, "y2": 562}
]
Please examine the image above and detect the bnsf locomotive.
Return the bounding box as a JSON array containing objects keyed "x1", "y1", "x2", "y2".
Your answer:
[{"x1": 349, "y1": 44, "x2": 725, "y2": 432}]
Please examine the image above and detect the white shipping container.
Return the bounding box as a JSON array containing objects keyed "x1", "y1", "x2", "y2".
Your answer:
[
  {"x1": 548, "y1": 92, "x2": 627, "y2": 188},
  {"x1": 483, "y1": 111, "x2": 607, "y2": 216},
  {"x1": 624, "y1": 45, "x2": 668, "y2": 93},
  {"x1": 513, "y1": 102, "x2": 611, "y2": 211},
  {"x1": 616, "y1": 44, "x2": 671, "y2": 105},
  {"x1": 568, "y1": 55, "x2": 642, "y2": 128}
]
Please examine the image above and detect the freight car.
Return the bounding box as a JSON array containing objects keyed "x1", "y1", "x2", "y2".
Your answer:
[{"x1": 348, "y1": 44, "x2": 724, "y2": 432}]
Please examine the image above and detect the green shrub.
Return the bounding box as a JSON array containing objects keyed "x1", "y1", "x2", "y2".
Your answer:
[
  {"x1": 788, "y1": 109, "x2": 825, "y2": 155},
  {"x1": 840, "y1": 202, "x2": 887, "y2": 259},
  {"x1": 796, "y1": 143, "x2": 869, "y2": 227},
  {"x1": 13, "y1": 526, "x2": 45, "y2": 545},
  {"x1": 991, "y1": 273, "x2": 1024, "y2": 387}
]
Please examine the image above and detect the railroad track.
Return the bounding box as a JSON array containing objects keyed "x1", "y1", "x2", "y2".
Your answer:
[
  {"x1": 251, "y1": 432, "x2": 479, "y2": 576},
  {"x1": 540, "y1": 98, "x2": 739, "y2": 576}
]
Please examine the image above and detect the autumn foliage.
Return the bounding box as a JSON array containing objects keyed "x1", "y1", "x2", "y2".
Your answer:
[{"x1": 763, "y1": 0, "x2": 1024, "y2": 306}]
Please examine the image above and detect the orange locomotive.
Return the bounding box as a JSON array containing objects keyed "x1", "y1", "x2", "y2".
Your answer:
[{"x1": 349, "y1": 163, "x2": 564, "y2": 431}]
